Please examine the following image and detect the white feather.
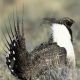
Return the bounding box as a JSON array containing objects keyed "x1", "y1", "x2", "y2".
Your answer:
[
  {"x1": 13, "y1": 51, "x2": 15, "y2": 54},
  {"x1": 13, "y1": 57, "x2": 16, "y2": 60},
  {"x1": 9, "y1": 65, "x2": 11, "y2": 68},
  {"x1": 51, "y1": 23, "x2": 75, "y2": 63}
]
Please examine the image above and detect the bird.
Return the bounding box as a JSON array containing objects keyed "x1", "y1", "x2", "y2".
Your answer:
[{"x1": 2, "y1": 14, "x2": 75, "y2": 80}]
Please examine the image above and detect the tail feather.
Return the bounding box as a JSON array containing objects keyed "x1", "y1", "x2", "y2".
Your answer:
[
  {"x1": 21, "y1": 6, "x2": 24, "y2": 37},
  {"x1": 16, "y1": 16, "x2": 20, "y2": 36},
  {"x1": 8, "y1": 17, "x2": 14, "y2": 38},
  {"x1": 2, "y1": 30, "x2": 10, "y2": 46},
  {"x1": 2, "y1": 11, "x2": 29, "y2": 78},
  {"x1": 21, "y1": 14, "x2": 24, "y2": 37},
  {"x1": 5, "y1": 24, "x2": 12, "y2": 43},
  {"x1": 13, "y1": 12, "x2": 17, "y2": 37},
  {"x1": 4, "y1": 42, "x2": 9, "y2": 50}
]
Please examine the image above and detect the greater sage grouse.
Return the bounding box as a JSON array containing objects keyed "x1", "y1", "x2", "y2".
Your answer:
[{"x1": 3, "y1": 15, "x2": 75, "y2": 80}]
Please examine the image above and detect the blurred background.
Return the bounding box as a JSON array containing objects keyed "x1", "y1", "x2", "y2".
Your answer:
[{"x1": 0, "y1": 0, "x2": 80, "y2": 79}]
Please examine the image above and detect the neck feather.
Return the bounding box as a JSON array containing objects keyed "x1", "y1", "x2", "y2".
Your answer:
[{"x1": 51, "y1": 23, "x2": 74, "y2": 57}]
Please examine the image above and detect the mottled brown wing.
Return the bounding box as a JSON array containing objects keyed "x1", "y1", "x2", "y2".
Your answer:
[{"x1": 20, "y1": 40, "x2": 67, "y2": 80}]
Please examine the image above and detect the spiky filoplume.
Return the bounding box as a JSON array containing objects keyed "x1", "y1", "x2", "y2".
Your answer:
[
  {"x1": 2, "y1": 13, "x2": 30, "y2": 79},
  {"x1": 2, "y1": 14, "x2": 67, "y2": 80}
]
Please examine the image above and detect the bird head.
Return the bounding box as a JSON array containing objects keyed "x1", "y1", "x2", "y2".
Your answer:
[
  {"x1": 43, "y1": 17, "x2": 75, "y2": 28},
  {"x1": 58, "y1": 17, "x2": 75, "y2": 29},
  {"x1": 43, "y1": 17, "x2": 75, "y2": 42}
]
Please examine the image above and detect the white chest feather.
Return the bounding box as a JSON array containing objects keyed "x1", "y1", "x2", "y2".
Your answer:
[{"x1": 51, "y1": 24, "x2": 75, "y2": 58}]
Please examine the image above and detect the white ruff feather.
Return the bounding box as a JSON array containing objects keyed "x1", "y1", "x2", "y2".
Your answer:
[{"x1": 51, "y1": 24, "x2": 75, "y2": 61}]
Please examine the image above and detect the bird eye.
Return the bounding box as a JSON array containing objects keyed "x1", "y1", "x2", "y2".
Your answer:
[
  {"x1": 66, "y1": 21, "x2": 72, "y2": 26},
  {"x1": 65, "y1": 20, "x2": 74, "y2": 28}
]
